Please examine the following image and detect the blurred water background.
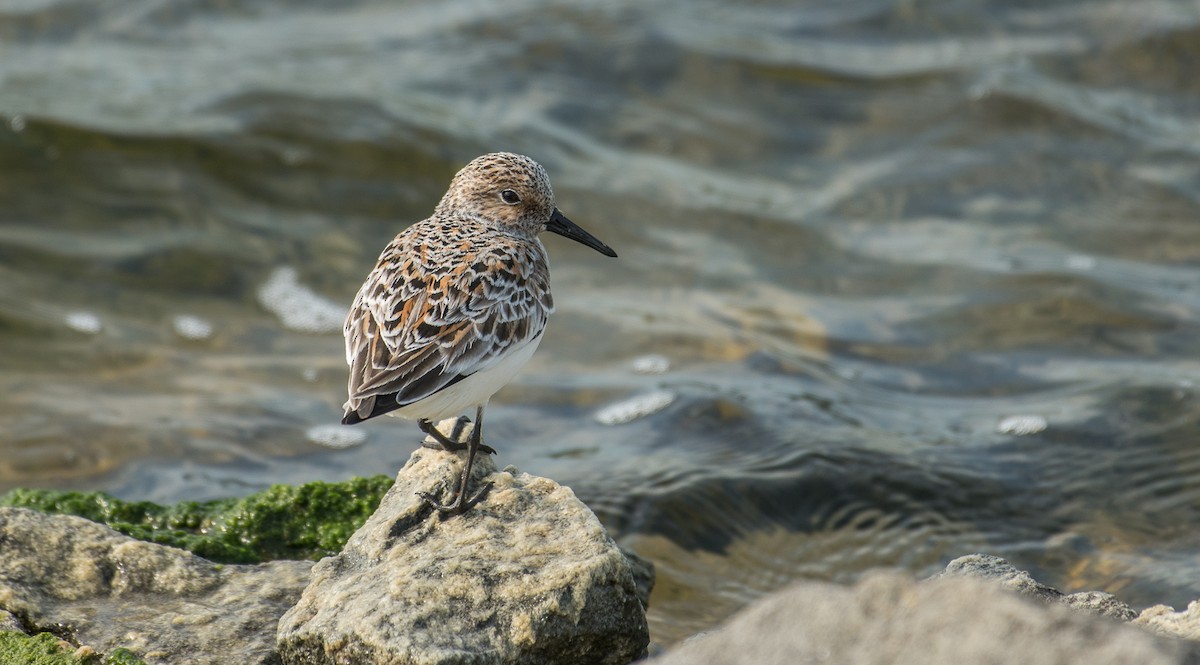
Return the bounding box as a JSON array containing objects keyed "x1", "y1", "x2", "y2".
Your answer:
[{"x1": 2, "y1": 0, "x2": 1200, "y2": 647}]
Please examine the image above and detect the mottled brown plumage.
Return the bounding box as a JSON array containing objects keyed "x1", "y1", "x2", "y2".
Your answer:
[{"x1": 341, "y1": 152, "x2": 616, "y2": 514}]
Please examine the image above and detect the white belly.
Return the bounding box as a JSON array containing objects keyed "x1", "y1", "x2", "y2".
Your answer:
[{"x1": 390, "y1": 332, "x2": 543, "y2": 422}]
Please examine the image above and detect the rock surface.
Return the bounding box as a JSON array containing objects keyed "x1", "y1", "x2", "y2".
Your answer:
[
  {"x1": 0, "y1": 609, "x2": 21, "y2": 633},
  {"x1": 647, "y1": 571, "x2": 1198, "y2": 665},
  {"x1": 276, "y1": 419, "x2": 650, "y2": 665},
  {"x1": 1063, "y1": 589, "x2": 1140, "y2": 621},
  {"x1": 937, "y1": 553, "x2": 1138, "y2": 620},
  {"x1": 617, "y1": 545, "x2": 655, "y2": 611},
  {"x1": 936, "y1": 553, "x2": 1065, "y2": 601},
  {"x1": 1138, "y1": 602, "x2": 1200, "y2": 641},
  {"x1": 0, "y1": 507, "x2": 312, "y2": 664}
]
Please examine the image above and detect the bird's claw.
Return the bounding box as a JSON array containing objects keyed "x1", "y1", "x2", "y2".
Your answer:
[{"x1": 417, "y1": 481, "x2": 494, "y2": 517}]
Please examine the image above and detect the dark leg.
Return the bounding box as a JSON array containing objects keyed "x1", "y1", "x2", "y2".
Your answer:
[
  {"x1": 417, "y1": 405, "x2": 494, "y2": 516},
  {"x1": 419, "y1": 417, "x2": 496, "y2": 455}
]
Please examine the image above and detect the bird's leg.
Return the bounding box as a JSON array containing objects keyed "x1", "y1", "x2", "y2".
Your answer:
[
  {"x1": 418, "y1": 405, "x2": 494, "y2": 516},
  {"x1": 418, "y1": 418, "x2": 466, "y2": 450},
  {"x1": 418, "y1": 417, "x2": 495, "y2": 455}
]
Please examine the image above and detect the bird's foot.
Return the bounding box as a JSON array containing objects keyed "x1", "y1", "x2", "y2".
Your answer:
[
  {"x1": 417, "y1": 481, "x2": 494, "y2": 517},
  {"x1": 418, "y1": 418, "x2": 496, "y2": 455},
  {"x1": 416, "y1": 406, "x2": 493, "y2": 516}
]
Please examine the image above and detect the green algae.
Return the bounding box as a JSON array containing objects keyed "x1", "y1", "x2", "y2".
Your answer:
[
  {"x1": 0, "y1": 476, "x2": 394, "y2": 564},
  {"x1": 102, "y1": 649, "x2": 146, "y2": 665},
  {"x1": 0, "y1": 632, "x2": 147, "y2": 665}
]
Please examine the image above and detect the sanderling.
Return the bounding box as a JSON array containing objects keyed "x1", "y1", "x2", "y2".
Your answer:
[{"x1": 341, "y1": 152, "x2": 617, "y2": 515}]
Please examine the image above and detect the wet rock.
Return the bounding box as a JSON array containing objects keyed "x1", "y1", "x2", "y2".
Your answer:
[
  {"x1": 0, "y1": 507, "x2": 311, "y2": 664},
  {"x1": 618, "y1": 544, "x2": 656, "y2": 610},
  {"x1": 1138, "y1": 602, "x2": 1200, "y2": 641},
  {"x1": 648, "y1": 572, "x2": 1195, "y2": 665},
  {"x1": 276, "y1": 419, "x2": 650, "y2": 665},
  {"x1": 936, "y1": 554, "x2": 1138, "y2": 621},
  {"x1": 0, "y1": 608, "x2": 22, "y2": 633}
]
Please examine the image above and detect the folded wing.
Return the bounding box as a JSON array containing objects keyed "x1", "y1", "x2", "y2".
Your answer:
[{"x1": 342, "y1": 231, "x2": 551, "y2": 424}]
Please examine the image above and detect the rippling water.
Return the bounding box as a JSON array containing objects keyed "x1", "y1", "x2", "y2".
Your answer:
[{"x1": 3, "y1": 0, "x2": 1200, "y2": 647}]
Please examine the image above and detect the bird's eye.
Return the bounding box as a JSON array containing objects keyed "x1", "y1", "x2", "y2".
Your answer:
[{"x1": 500, "y1": 189, "x2": 521, "y2": 204}]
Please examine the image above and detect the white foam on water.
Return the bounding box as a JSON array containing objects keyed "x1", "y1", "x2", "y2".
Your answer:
[
  {"x1": 631, "y1": 354, "x2": 670, "y2": 374},
  {"x1": 64, "y1": 311, "x2": 102, "y2": 334},
  {"x1": 173, "y1": 314, "x2": 214, "y2": 340},
  {"x1": 306, "y1": 423, "x2": 366, "y2": 449},
  {"x1": 594, "y1": 390, "x2": 676, "y2": 426},
  {"x1": 258, "y1": 267, "x2": 347, "y2": 334},
  {"x1": 996, "y1": 414, "x2": 1048, "y2": 436}
]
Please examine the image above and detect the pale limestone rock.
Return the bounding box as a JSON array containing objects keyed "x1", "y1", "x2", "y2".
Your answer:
[
  {"x1": 0, "y1": 507, "x2": 311, "y2": 664},
  {"x1": 648, "y1": 572, "x2": 1195, "y2": 665},
  {"x1": 1064, "y1": 590, "x2": 1138, "y2": 621},
  {"x1": 1137, "y1": 601, "x2": 1200, "y2": 641},
  {"x1": 276, "y1": 419, "x2": 649, "y2": 665},
  {"x1": 936, "y1": 553, "x2": 1063, "y2": 602},
  {"x1": 937, "y1": 554, "x2": 1138, "y2": 621}
]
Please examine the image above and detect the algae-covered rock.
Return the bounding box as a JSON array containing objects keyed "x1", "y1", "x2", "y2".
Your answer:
[
  {"x1": 0, "y1": 476, "x2": 393, "y2": 564},
  {"x1": 0, "y1": 632, "x2": 147, "y2": 665},
  {"x1": 1, "y1": 434, "x2": 654, "y2": 664},
  {"x1": 277, "y1": 419, "x2": 651, "y2": 665},
  {"x1": 0, "y1": 507, "x2": 310, "y2": 664}
]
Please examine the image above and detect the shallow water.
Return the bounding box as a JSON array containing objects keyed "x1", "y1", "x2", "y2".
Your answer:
[{"x1": 3, "y1": 0, "x2": 1200, "y2": 647}]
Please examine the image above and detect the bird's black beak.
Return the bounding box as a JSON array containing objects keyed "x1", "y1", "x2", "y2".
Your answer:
[{"x1": 546, "y1": 208, "x2": 618, "y2": 258}]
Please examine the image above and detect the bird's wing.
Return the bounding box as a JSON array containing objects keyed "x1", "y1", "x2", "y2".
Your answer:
[{"x1": 342, "y1": 226, "x2": 552, "y2": 422}]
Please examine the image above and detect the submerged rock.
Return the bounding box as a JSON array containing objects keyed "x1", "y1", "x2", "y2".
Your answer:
[
  {"x1": 277, "y1": 419, "x2": 651, "y2": 665},
  {"x1": 648, "y1": 572, "x2": 1196, "y2": 665},
  {"x1": 0, "y1": 507, "x2": 311, "y2": 664}
]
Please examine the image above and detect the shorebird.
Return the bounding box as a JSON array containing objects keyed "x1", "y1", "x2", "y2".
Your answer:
[{"x1": 341, "y1": 152, "x2": 617, "y2": 515}]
